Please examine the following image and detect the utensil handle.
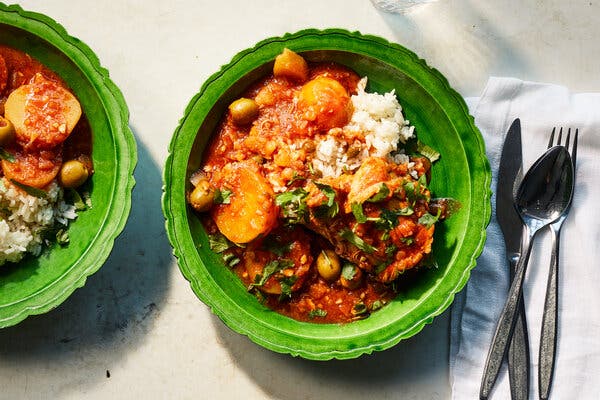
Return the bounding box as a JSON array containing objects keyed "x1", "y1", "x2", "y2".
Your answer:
[
  {"x1": 508, "y1": 256, "x2": 530, "y2": 400},
  {"x1": 539, "y1": 226, "x2": 560, "y2": 399},
  {"x1": 480, "y1": 229, "x2": 533, "y2": 400}
]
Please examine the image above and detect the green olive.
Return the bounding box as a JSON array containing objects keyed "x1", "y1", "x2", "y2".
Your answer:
[
  {"x1": 59, "y1": 159, "x2": 89, "y2": 188},
  {"x1": 340, "y1": 263, "x2": 363, "y2": 290},
  {"x1": 188, "y1": 179, "x2": 215, "y2": 212},
  {"x1": 229, "y1": 98, "x2": 259, "y2": 125},
  {"x1": 0, "y1": 116, "x2": 15, "y2": 146},
  {"x1": 316, "y1": 249, "x2": 341, "y2": 282}
]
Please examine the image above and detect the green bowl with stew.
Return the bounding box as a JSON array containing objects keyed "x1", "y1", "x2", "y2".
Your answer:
[
  {"x1": 162, "y1": 29, "x2": 490, "y2": 360},
  {"x1": 0, "y1": 4, "x2": 136, "y2": 328}
]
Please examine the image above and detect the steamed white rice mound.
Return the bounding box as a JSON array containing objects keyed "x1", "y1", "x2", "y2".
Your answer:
[
  {"x1": 0, "y1": 178, "x2": 77, "y2": 266},
  {"x1": 313, "y1": 77, "x2": 415, "y2": 178}
]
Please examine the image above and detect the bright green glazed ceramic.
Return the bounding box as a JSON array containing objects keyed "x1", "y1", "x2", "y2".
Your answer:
[
  {"x1": 0, "y1": 4, "x2": 136, "y2": 328},
  {"x1": 163, "y1": 29, "x2": 490, "y2": 360}
]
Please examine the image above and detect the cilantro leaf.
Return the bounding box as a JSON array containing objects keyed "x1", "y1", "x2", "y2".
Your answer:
[
  {"x1": 67, "y1": 188, "x2": 87, "y2": 211},
  {"x1": 418, "y1": 208, "x2": 442, "y2": 228},
  {"x1": 313, "y1": 183, "x2": 339, "y2": 219},
  {"x1": 56, "y1": 229, "x2": 70, "y2": 246},
  {"x1": 0, "y1": 148, "x2": 15, "y2": 162},
  {"x1": 371, "y1": 300, "x2": 384, "y2": 311},
  {"x1": 208, "y1": 233, "x2": 232, "y2": 253},
  {"x1": 261, "y1": 239, "x2": 293, "y2": 256},
  {"x1": 341, "y1": 263, "x2": 357, "y2": 280},
  {"x1": 352, "y1": 302, "x2": 368, "y2": 317},
  {"x1": 276, "y1": 188, "x2": 309, "y2": 224},
  {"x1": 351, "y1": 202, "x2": 367, "y2": 223},
  {"x1": 366, "y1": 183, "x2": 390, "y2": 203},
  {"x1": 308, "y1": 309, "x2": 328, "y2": 319},
  {"x1": 10, "y1": 180, "x2": 47, "y2": 199},
  {"x1": 403, "y1": 179, "x2": 428, "y2": 205},
  {"x1": 213, "y1": 188, "x2": 232, "y2": 204},
  {"x1": 339, "y1": 229, "x2": 377, "y2": 254},
  {"x1": 250, "y1": 259, "x2": 294, "y2": 289},
  {"x1": 372, "y1": 207, "x2": 413, "y2": 231},
  {"x1": 222, "y1": 252, "x2": 241, "y2": 268},
  {"x1": 278, "y1": 275, "x2": 298, "y2": 301}
]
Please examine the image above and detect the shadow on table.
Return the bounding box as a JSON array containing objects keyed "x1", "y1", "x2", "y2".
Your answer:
[
  {"x1": 213, "y1": 310, "x2": 451, "y2": 400},
  {"x1": 0, "y1": 131, "x2": 173, "y2": 395}
]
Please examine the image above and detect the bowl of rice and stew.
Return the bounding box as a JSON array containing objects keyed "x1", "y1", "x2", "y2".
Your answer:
[
  {"x1": 0, "y1": 4, "x2": 136, "y2": 328},
  {"x1": 162, "y1": 29, "x2": 491, "y2": 359}
]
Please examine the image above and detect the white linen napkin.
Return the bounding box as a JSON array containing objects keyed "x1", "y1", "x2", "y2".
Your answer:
[{"x1": 450, "y1": 77, "x2": 600, "y2": 399}]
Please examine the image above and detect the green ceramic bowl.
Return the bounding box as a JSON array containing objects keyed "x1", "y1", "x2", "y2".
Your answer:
[
  {"x1": 0, "y1": 4, "x2": 136, "y2": 328},
  {"x1": 163, "y1": 29, "x2": 490, "y2": 360}
]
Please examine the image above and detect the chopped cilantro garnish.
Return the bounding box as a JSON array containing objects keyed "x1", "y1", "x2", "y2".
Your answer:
[
  {"x1": 351, "y1": 202, "x2": 367, "y2": 223},
  {"x1": 250, "y1": 259, "x2": 294, "y2": 289},
  {"x1": 0, "y1": 148, "x2": 15, "y2": 162},
  {"x1": 372, "y1": 207, "x2": 413, "y2": 230},
  {"x1": 222, "y1": 252, "x2": 241, "y2": 268},
  {"x1": 371, "y1": 300, "x2": 384, "y2": 311},
  {"x1": 213, "y1": 188, "x2": 232, "y2": 204},
  {"x1": 352, "y1": 302, "x2": 368, "y2": 316},
  {"x1": 287, "y1": 172, "x2": 306, "y2": 186},
  {"x1": 278, "y1": 275, "x2": 298, "y2": 301},
  {"x1": 341, "y1": 262, "x2": 357, "y2": 280},
  {"x1": 313, "y1": 183, "x2": 339, "y2": 219},
  {"x1": 418, "y1": 208, "x2": 442, "y2": 228},
  {"x1": 261, "y1": 239, "x2": 293, "y2": 256},
  {"x1": 385, "y1": 244, "x2": 398, "y2": 258},
  {"x1": 339, "y1": 229, "x2": 377, "y2": 254},
  {"x1": 208, "y1": 233, "x2": 232, "y2": 253},
  {"x1": 10, "y1": 180, "x2": 47, "y2": 199},
  {"x1": 276, "y1": 188, "x2": 309, "y2": 224},
  {"x1": 403, "y1": 179, "x2": 429, "y2": 205},
  {"x1": 400, "y1": 237, "x2": 415, "y2": 246},
  {"x1": 56, "y1": 229, "x2": 70, "y2": 246},
  {"x1": 67, "y1": 189, "x2": 87, "y2": 211},
  {"x1": 308, "y1": 309, "x2": 328, "y2": 319},
  {"x1": 366, "y1": 183, "x2": 390, "y2": 203}
]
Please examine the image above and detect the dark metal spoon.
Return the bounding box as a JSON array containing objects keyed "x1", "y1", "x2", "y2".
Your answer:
[{"x1": 480, "y1": 146, "x2": 575, "y2": 399}]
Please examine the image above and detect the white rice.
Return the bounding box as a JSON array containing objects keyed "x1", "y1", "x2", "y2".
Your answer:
[
  {"x1": 312, "y1": 77, "x2": 415, "y2": 178},
  {"x1": 0, "y1": 178, "x2": 77, "y2": 266}
]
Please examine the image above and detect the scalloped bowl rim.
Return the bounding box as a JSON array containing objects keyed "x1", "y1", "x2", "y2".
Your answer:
[
  {"x1": 162, "y1": 28, "x2": 491, "y2": 360},
  {"x1": 0, "y1": 3, "x2": 137, "y2": 328}
]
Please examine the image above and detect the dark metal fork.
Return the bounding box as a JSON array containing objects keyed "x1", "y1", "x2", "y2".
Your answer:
[{"x1": 538, "y1": 127, "x2": 578, "y2": 399}]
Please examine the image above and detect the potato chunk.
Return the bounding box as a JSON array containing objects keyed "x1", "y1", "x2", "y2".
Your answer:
[
  {"x1": 273, "y1": 48, "x2": 309, "y2": 82},
  {"x1": 1, "y1": 145, "x2": 62, "y2": 189},
  {"x1": 212, "y1": 166, "x2": 278, "y2": 244},
  {"x1": 5, "y1": 73, "x2": 81, "y2": 149},
  {"x1": 299, "y1": 76, "x2": 352, "y2": 131}
]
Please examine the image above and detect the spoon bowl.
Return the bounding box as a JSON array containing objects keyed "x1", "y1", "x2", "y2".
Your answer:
[
  {"x1": 517, "y1": 146, "x2": 574, "y2": 225},
  {"x1": 480, "y1": 145, "x2": 574, "y2": 399}
]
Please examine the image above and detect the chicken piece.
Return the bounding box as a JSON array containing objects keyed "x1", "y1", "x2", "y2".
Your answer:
[{"x1": 298, "y1": 157, "x2": 435, "y2": 283}]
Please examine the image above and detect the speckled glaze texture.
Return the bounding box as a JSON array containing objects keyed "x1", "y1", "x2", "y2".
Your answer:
[
  {"x1": 0, "y1": 3, "x2": 137, "y2": 328},
  {"x1": 162, "y1": 29, "x2": 491, "y2": 360}
]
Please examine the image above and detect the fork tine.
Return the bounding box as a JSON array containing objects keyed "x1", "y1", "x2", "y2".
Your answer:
[
  {"x1": 557, "y1": 127, "x2": 563, "y2": 146},
  {"x1": 548, "y1": 127, "x2": 556, "y2": 149},
  {"x1": 565, "y1": 128, "x2": 571, "y2": 149},
  {"x1": 571, "y1": 128, "x2": 578, "y2": 169}
]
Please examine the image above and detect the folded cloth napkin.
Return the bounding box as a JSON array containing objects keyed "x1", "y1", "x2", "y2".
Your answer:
[{"x1": 450, "y1": 77, "x2": 600, "y2": 399}]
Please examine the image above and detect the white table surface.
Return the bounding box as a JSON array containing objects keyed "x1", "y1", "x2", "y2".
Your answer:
[{"x1": 1, "y1": 1, "x2": 598, "y2": 399}]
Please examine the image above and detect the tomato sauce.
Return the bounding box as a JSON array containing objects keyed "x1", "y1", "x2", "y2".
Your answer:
[
  {"x1": 193, "y1": 51, "x2": 436, "y2": 324},
  {"x1": 0, "y1": 45, "x2": 92, "y2": 189}
]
